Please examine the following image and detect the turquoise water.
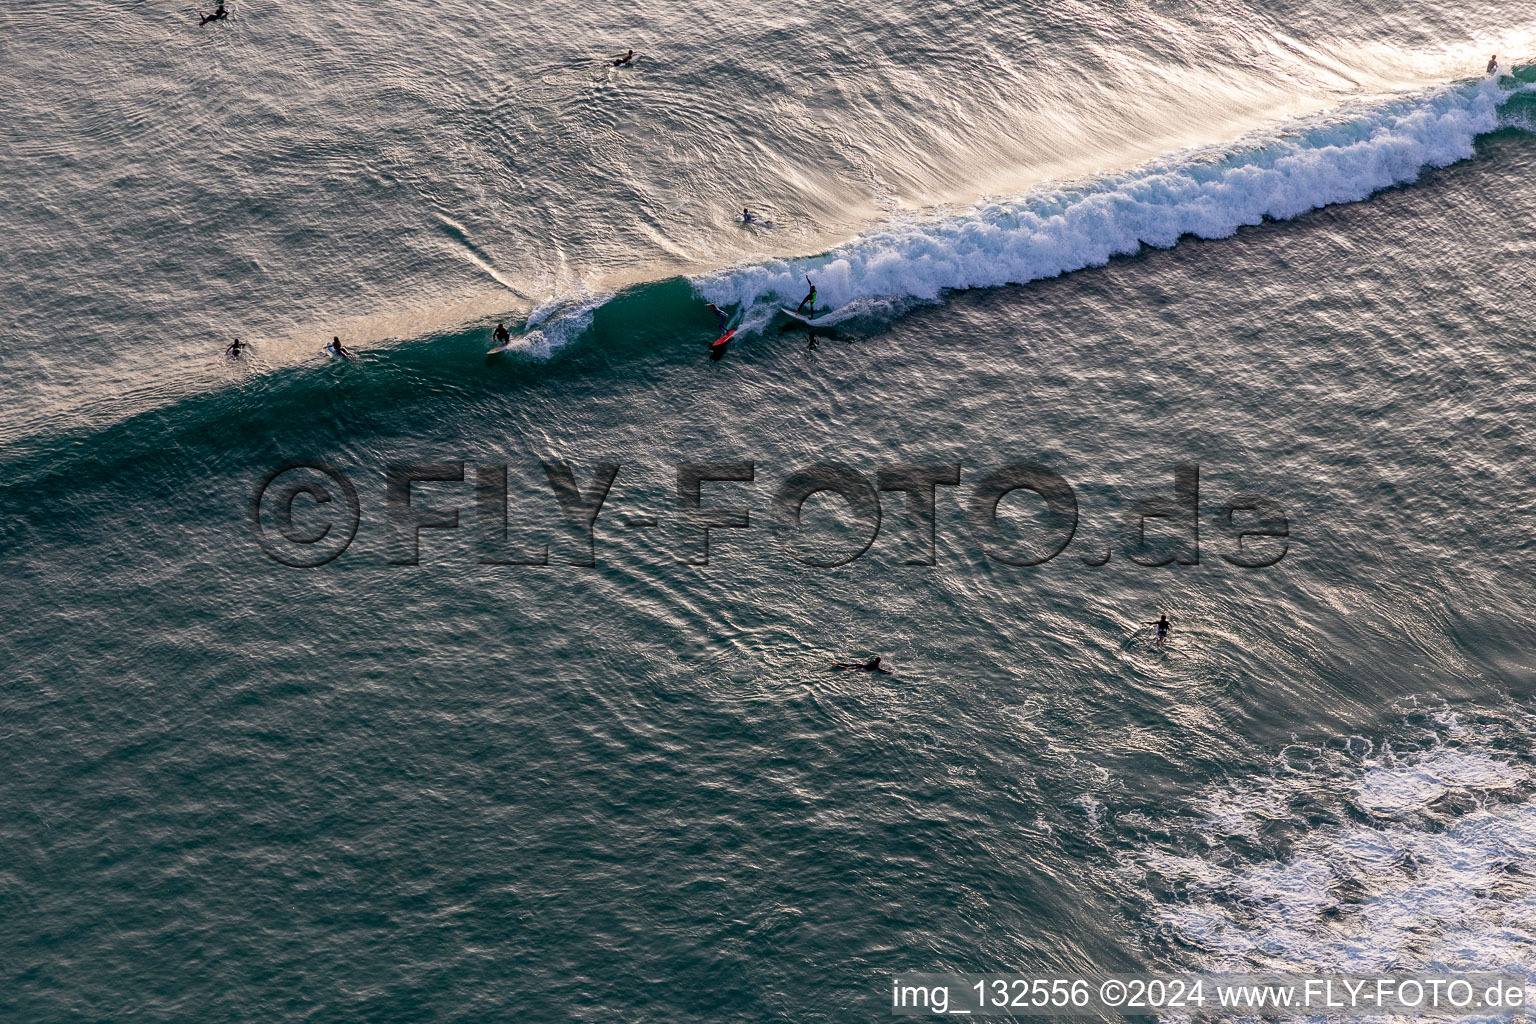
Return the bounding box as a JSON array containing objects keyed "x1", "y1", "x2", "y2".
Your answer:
[{"x1": 5, "y1": 0, "x2": 1536, "y2": 1020}]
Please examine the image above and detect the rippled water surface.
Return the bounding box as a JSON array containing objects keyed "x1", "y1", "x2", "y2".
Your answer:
[{"x1": 4, "y1": 0, "x2": 1536, "y2": 1020}]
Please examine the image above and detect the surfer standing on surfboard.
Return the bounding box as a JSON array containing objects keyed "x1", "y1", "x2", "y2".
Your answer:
[
  {"x1": 492, "y1": 322, "x2": 511, "y2": 349},
  {"x1": 706, "y1": 302, "x2": 737, "y2": 361},
  {"x1": 796, "y1": 275, "x2": 817, "y2": 315},
  {"x1": 1148, "y1": 614, "x2": 1171, "y2": 647}
]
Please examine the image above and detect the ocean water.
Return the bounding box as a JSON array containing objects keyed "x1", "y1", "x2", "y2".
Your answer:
[{"x1": 5, "y1": 0, "x2": 1536, "y2": 1020}]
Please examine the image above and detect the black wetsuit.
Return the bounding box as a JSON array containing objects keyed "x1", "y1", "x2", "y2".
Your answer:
[
  {"x1": 493, "y1": 324, "x2": 511, "y2": 347},
  {"x1": 831, "y1": 657, "x2": 888, "y2": 673}
]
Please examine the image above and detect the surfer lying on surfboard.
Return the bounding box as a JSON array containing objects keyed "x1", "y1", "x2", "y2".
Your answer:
[
  {"x1": 829, "y1": 656, "x2": 889, "y2": 673},
  {"x1": 200, "y1": 3, "x2": 227, "y2": 24},
  {"x1": 613, "y1": 49, "x2": 634, "y2": 66}
]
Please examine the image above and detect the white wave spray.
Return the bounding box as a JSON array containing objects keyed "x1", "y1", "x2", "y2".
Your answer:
[{"x1": 694, "y1": 76, "x2": 1523, "y2": 321}]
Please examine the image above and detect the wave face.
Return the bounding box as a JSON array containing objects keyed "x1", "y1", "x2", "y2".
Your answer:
[
  {"x1": 694, "y1": 77, "x2": 1520, "y2": 323},
  {"x1": 4, "y1": 0, "x2": 1534, "y2": 444}
]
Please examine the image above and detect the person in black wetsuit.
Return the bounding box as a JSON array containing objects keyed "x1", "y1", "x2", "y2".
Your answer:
[
  {"x1": 742, "y1": 208, "x2": 755, "y2": 224},
  {"x1": 225, "y1": 337, "x2": 246, "y2": 358},
  {"x1": 200, "y1": 3, "x2": 227, "y2": 24},
  {"x1": 613, "y1": 49, "x2": 634, "y2": 66},
  {"x1": 492, "y1": 322, "x2": 511, "y2": 348},
  {"x1": 829, "y1": 656, "x2": 889, "y2": 673},
  {"x1": 326, "y1": 336, "x2": 353, "y2": 359},
  {"x1": 796, "y1": 275, "x2": 817, "y2": 315},
  {"x1": 1148, "y1": 614, "x2": 1171, "y2": 647},
  {"x1": 706, "y1": 303, "x2": 733, "y2": 361}
]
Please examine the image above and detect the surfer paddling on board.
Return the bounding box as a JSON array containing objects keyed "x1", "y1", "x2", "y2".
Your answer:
[
  {"x1": 830, "y1": 656, "x2": 890, "y2": 673},
  {"x1": 1147, "y1": 614, "x2": 1172, "y2": 647},
  {"x1": 200, "y1": 3, "x2": 227, "y2": 24},
  {"x1": 796, "y1": 275, "x2": 817, "y2": 315},
  {"x1": 613, "y1": 49, "x2": 634, "y2": 66},
  {"x1": 326, "y1": 336, "x2": 353, "y2": 359},
  {"x1": 1488, "y1": 54, "x2": 1499, "y2": 74},
  {"x1": 225, "y1": 337, "x2": 247, "y2": 359},
  {"x1": 492, "y1": 322, "x2": 511, "y2": 348}
]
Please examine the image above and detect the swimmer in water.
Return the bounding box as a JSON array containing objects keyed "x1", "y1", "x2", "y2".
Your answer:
[
  {"x1": 1148, "y1": 614, "x2": 1171, "y2": 647},
  {"x1": 225, "y1": 337, "x2": 246, "y2": 359},
  {"x1": 613, "y1": 49, "x2": 634, "y2": 66},
  {"x1": 492, "y1": 322, "x2": 511, "y2": 348},
  {"x1": 829, "y1": 656, "x2": 889, "y2": 673},
  {"x1": 742, "y1": 208, "x2": 754, "y2": 224},
  {"x1": 1488, "y1": 55, "x2": 1499, "y2": 74},
  {"x1": 796, "y1": 275, "x2": 817, "y2": 315}
]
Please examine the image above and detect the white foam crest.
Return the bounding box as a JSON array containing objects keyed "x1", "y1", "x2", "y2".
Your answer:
[
  {"x1": 694, "y1": 78, "x2": 1512, "y2": 321},
  {"x1": 504, "y1": 291, "x2": 612, "y2": 358}
]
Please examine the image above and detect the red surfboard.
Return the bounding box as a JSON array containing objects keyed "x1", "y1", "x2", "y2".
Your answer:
[{"x1": 710, "y1": 329, "x2": 736, "y2": 360}]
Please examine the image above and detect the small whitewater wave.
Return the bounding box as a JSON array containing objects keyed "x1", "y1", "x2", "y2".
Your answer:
[
  {"x1": 690, "y1": 75, "x2": 1522, "y2": 323},
  {"x1": 501, "y1": 291, "x2": 613, "y2": 358}
]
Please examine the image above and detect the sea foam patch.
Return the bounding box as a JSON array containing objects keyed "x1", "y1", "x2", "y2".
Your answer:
[{"x1": 1122, "y1": 713, "x2": 1536, "y2": 1020}]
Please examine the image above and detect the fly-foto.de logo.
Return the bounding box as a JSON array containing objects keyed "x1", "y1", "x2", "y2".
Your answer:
[{"x1": 250, "y1": 461, "x2": 1289, "y2": 570}]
